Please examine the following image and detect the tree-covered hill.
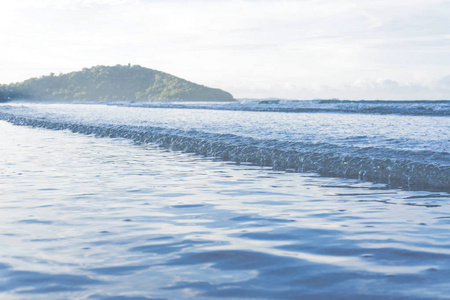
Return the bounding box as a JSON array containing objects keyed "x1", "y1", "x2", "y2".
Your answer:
[{"x1": 0, "y1": 65, "x2": 235, "y2": 102}]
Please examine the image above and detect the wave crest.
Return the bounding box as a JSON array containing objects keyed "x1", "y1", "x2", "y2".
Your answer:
[{"x1": 1, "y1": 112, "x2": 448, "y2": 192}]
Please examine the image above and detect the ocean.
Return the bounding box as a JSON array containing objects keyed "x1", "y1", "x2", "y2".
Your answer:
[{"x1": 0, "y1": 100, "x2": 449, "y2": 299}]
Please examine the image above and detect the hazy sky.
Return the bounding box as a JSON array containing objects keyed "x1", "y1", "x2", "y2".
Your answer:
[{"x1": 1, "y1": 0, "x2": 450, "y2": 100}]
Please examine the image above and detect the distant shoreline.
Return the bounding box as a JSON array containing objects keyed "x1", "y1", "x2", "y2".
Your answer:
[{"x1": 0, "y1": 64, "x2": 235, "y2": 103}]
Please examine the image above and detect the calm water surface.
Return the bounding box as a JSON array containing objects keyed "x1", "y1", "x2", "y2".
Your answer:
[{"x1": 1, "y1": 120, "x2": 450, "y2": 299}]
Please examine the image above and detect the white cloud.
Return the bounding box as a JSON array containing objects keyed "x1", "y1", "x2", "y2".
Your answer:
[
  {"x1": 436, "y1": 76, "x2": 450, "y2": 92},
  {"x1": 1, "y1": 0, "x2": 449, "y2": 99}
]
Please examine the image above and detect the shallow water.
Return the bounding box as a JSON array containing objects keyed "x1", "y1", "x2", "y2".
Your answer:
[
  {"x1": 4, "y1": 102, "x2": 449, "y2": 152},
  {"x1": 1, "y1": 103, "x2": 448, "y2": 190},
  {"x1": 1, "y1": 120, "x2": 450, "y2": 299}
]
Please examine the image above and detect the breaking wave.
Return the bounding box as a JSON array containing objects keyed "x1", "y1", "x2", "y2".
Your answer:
[
  {"x1": 1, "y1": 111, "x2": 448, "y2": 191},
  {"x1": 115, "y1": 99, "x2": 450, "y2": 116}
]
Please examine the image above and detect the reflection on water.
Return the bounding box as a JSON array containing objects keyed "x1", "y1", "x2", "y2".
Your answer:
[{"x1": 1, "y1": 121, "x2": 450, "y2": 299}]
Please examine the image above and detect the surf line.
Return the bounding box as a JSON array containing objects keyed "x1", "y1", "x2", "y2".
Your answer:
[{"x1": 1, "y1": 112, "x2": 448, "y2": 192}]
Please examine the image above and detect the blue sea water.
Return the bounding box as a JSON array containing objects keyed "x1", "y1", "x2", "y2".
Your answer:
[{"x1": 0, "y1": 100, "x2": 449, "y2": 299}]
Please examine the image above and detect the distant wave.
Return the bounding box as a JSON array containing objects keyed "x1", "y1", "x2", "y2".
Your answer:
[
  {"x1": 112, "y1": 100, "x2": 450, "y2": 116},
  {"x1": 1, "y1": 112, "x2": 448, "y2": 191}
]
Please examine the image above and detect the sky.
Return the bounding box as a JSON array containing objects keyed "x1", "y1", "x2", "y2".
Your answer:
[{"x1": 1, "y1": 0, "x2": 450, "y2": 100}]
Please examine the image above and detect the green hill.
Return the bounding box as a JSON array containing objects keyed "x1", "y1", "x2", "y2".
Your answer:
[{"x1": 0, "y1": 65, "x2": 235, "y2": 102}]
